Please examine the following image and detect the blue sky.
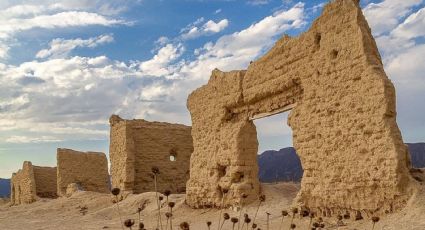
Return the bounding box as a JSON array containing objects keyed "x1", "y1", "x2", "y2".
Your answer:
[{"x1": 0, "y1": 0, "x2": 424, "y2": 178}]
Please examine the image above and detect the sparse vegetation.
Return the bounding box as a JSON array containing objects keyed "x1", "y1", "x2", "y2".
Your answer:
[
  {"x1": 151, "y1": 166, "x2": 163, "y2": 230},
  {"x1": 231, "y1": 217, "x2": 238, "y2": 230},
  {"x1": 217, "y1": 188, "x2": 229, "y2": 230},
  {"x1": 179, "y1": 221, "x2": 189, "y2": 230},
  {"x1": 279, "y1": 210, "x2": 288, "y2": 230},
  {"x1": 111, "y1": 187, "x2": 124, "y2": 230},
  {"x1": 124, "y1": 219, "x2": 135, "y2": 229},
  {"x1": 371, "y1": 216, "x2": 380, "y2": 230},
  {"x1": 251, "y1": 194, "x2": 265, "y2": 229}
]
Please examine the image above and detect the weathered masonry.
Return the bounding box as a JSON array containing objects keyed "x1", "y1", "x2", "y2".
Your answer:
[
  {"x1": 109, "y1": 115, "x2": 193, "y2": 194},
  {"x1": 57, "y1": 148, "x2": 109, "y2": 196},
  {"x1": 10, "y1": 161, "x2": 57, "y2": 205},
  {"x1": 186, "y1": 0, "x2": 416, "y2": 216}
]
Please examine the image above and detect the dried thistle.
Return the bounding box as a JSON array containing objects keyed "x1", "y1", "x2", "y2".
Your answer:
[
  {"x1": 152, "y1": 166, "x2": 160, "y2": 174},
  {"x1": 231, "y1": 217, "x2": 239, "y2": 230},
  {"x1": 252, "y1": 195, "x2": 265, "y2": 226},
  {"x1": 124, "y1": 219, "x2": 135, "y2": 229},
  {"x1": 111, "y1": 187, "x2": 124, "y2": 230},
  {"x1": 164, "y1": 190, "x2": 171, "y2": 197},
  {"x1": 168, "y1": 202, "x2": 175, "y2": 209},
  {"x1": 266, "y1": 212, "x2": 271, "y2": 230},
  {"x1": 207, "y1": 221, "x2": 212, "y2": 230},
  {"x1": 217, "y1": 187, "x2": 229, "y2": 230},
  {"x1": 179, "y1": 222, "x2": 189, "y2": 230},
  {"x1": 290, "y1": 223, "x2": 296, "y2": 229},
  {"x1": 219, "y1": 213, "x2": 230, "y2": 230},
  {"x1": 111, "y1": 188, "x2": 121, "y2": 196},
  {"x1": 371, "y1": 216, "x2": 380, "y2": 230},
  {"x1": 238, "y1": 193, "x2": 248, "y2": 230},
  {"x1": 290, "y1": 207, "x2": 298, "y2": 227},
  {"x1": 139, "y1": 222, "x2": 144, "y2": 230},
  {"x1": 279, "y1": 210, "x2": 288, "y2": 230},
  {"x1": 152, "y1": 167, "x2": 163, "y2": 230}
]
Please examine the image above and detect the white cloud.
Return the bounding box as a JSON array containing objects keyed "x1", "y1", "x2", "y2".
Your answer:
[
  {"x1": 247, "y1": 0, "x2": 270, "y2": 6},
  {"x1": 392, "y1": 7, "x2": 425, "y2": 39},
  {"x1": 36, "y1": 34, "x2": 114, "y2": 59},
  {"x1": 0, "y1": 1, "x2": 130, "y2": 60},
  {"x1": 139, "y1": 43, "x2": 185, "y2": 76},
  {"x1": 214, "y1": 9, "x2": 222, "y2": 14},
  {"x1": 181, "y1": 2, "x2": 305, "y2": 79},
  {"x1": 5, "y1": 135, "x2": 62, "y2": 143},
  {"x1": 362, "y1": 0, "x2": 425, "y2": 144},
  {"x1": 363, "y1": 0, "x2": 422, "y2": 36},
  {"x1": 181, "y1": 19, "x2": 229, "y2": 40},
  {"x1": 0, "y1": 2, "x2": 307, "y2": 145},
  {"x1": 0, "y1": 11, "x2": 125, "y2": 40}
]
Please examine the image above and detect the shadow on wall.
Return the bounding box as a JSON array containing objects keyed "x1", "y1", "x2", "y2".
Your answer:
[{"x1": 258, "y1": 143, "x2": 425, "y2": 183}]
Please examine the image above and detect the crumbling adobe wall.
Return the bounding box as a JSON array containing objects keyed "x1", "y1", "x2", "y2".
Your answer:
[
  {"x1": 110, "y1": 115, "x2": 193, "y2": 194},
  {"x1": 57, "y1": 148, "x2": 109, "y2": 196},
  {"x1": 33, "y1": 166, "x2": 57, "y2": 198},
  {"x1": 186, "y1": 0, "x2": 416, "y2": 216},
  {"x1": 10, "y1": 162, "x2": 57, "y2": 205},
  {"x1": 10, "y1": 161, "x2": 37, "y2": 205}
]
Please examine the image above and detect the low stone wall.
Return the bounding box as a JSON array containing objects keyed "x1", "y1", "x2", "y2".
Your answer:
[
  {"x1": 10, "y1": 161, "x2": 57, "y2": 205},
  {"x1": 57, "y1": 148, "x2": 109, "y2": 196},
  {"x1": 109, "y1": 115, "x2": 193, "y2": 194}
]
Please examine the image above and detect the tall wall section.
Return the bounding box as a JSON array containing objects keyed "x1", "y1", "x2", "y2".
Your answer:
[
  {"x1": 10, "y1": 161, "x2": 37, "y2": 205},
  {"x1": 57, "y1": 148, "x2": 109, "y2": 196},
  {"x1": 186, "y1": 0, "x2": 416, "y2": 216},
  {"x1": 110, "y1": 115, "x2": 193, "y2": 194}
]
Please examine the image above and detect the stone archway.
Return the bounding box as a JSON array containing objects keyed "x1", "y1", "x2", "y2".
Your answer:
[{"x1": 186, "y1": 0, "x2": 416, "y2": 216}]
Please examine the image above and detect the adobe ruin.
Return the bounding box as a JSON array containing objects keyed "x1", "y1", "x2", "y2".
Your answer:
[
  {"x1": 10, "y1": 161, "x2": 57, "y2": 205},
  {"x1": 109, "y1": 115, "x2": 193, "y2": 194},
  {"x1": 186, "y1": 0, "x2": 416, "y2": 216},
  {"x1": 57, "y1": 148, "x2": 109, "y2": 196}
]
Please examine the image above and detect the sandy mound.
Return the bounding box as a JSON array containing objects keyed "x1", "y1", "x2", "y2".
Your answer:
[{"x1": 0, "y1": 182, "x2": 424, "y2": 229}]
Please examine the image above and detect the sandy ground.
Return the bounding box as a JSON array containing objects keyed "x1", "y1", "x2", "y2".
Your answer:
[{"x1": 1, "y1": 182, "x2": 425, "y2": 230}]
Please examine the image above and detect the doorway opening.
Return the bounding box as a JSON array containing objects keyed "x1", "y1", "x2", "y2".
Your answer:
[{"x1": 253, "y1": 112, "x2": 302, "y2": 184}]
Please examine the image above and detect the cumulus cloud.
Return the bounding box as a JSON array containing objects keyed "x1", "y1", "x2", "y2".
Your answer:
[
  {"x1": 0, "y1": 2, "x2": 307, "y2": 145},
  {"x1": 139, "y1": 43, "x2": 185, "y2": 77},
  {"x1": 36, "y1": 34, "x2": 114, "y2": 59},
  {"x1": 363, "y1": 0, "x2": 425, "y2": 143},
  {"x1": 247, "y1": 0, "x2": 271, "y2": 6},
  {"x1": 181, "y1": 19, "x2": 229, "y2": 40},
  {"x1": 5, "y1": 135, "x2": 63, "y2": 143},
  {"x1": 363, "y1": 0, "x2": 422, "y2": 36},
  {"x1": 0, "y1": 0, "x2": 130, "y2": 60}
]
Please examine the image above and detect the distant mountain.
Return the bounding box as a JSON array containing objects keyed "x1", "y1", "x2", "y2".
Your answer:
[
  {"x1": 407, "y1": 143, "x2": 425, "y2": 168},
  {"x1": 257, "y1": 147, "x2": 302, "y2": 183},
  {"x1": 258, "y1": 143, "x2": 425, "y2": 183},
  {"x1": 0, "y1": 178, "x2": 10, "y2": 198}
]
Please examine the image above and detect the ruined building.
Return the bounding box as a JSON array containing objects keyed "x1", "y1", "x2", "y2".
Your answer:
[
  {"x1": 109, "y1": 115, "x2": 193, "y2": 194},
  {"x1": 186, "y1": 0, "x2": 416, "y2": 216},
  {"x1": 57, "y1": 148, "x2": 109, "y2": 196},
  {"x1": 10, "y1": 161, "x2": 57, "y2": 205}
]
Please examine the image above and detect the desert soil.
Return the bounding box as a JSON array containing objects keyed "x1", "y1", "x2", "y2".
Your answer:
[{"x1": 1, "y1": 182, "x2": 424, "y2": 230}]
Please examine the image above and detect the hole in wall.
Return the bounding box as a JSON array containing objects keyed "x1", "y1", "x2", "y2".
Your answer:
[
  {"x1": 254, "y1": 112, "x2": 303, "y2": 184},
  {"x1": 169, "y1": 148, "x2": 177, "y2": 161}
]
